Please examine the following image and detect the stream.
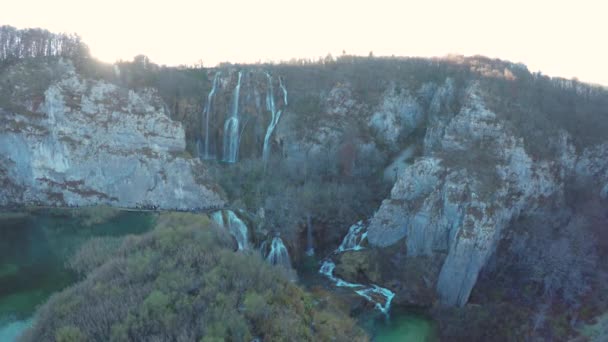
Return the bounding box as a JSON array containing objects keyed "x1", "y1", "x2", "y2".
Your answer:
[{"x1": 1, "y1": 209, "x2": 436, "y2": 341}]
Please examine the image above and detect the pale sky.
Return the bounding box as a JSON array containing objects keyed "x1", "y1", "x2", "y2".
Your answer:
[{"x1": 1, "y1": 0, "x2": 607, "y2": 85}]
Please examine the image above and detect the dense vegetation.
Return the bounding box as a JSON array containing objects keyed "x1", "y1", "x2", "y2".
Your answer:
[
  {"x1": 3, "y1": 25, "x2": 608, "y2": 341},
  {"x1": 212, "y1": 155, "x2": 390, "y2": 258},
  {"x1": 21, "y1": 213, "x2": 367, "y2": 342}
]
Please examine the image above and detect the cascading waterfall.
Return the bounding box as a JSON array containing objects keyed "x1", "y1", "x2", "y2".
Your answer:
[
  {"x1": 266, "y1": 237, "x2": 292, "y2": 269},
  {"x1": 319, "y1": 260, "x2": 361, "y2": 288},
  {"x1": 337, "y1": 221, "x2": 368, "y2": 252},
  {"x1": 201, "y1": 72, "x2": 220, "y2": 160},
  {"x1": 319, "y1": 221, "x2": 395, "y2": 315},
  {"x1": 210, "y1": 210, "x2": 249, "y2": 250},
  {"x1": 223, "y1": 71, "x2": 242, "y2": 163},
  {"x1": 355, "y1": 286, "x2": 396, "y2": 314},
  {"x1": 262, "y1": 73, "x2": 288, "y2": 167}
]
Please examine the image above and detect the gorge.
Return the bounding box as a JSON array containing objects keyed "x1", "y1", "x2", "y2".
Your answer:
[{"x1": 1, "y1": 25, "x2": 608, "y2": 341}]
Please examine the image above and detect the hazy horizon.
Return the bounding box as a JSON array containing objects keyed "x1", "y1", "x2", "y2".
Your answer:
[{"x1": 2, "y1": 0, "x2": 606, "y2": 85}]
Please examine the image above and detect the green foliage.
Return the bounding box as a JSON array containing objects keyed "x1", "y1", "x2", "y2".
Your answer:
[
  {"x1": 55, "y1": 326, "x2": 87, "y2": 342},
  {"x1": 23, "y1": 213, "x2": 367, "y2": 341},
  {"x1": 68, "y1": 205, "x2": 122, "y2": 227},
  {"x1": 67, "y1": 236, "x2": 123, "y2": 275},
  {"x1": 215, "y1": 155, "x2": 390, "y2": 249}
]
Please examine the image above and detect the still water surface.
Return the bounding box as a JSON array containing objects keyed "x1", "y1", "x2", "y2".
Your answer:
[{"x1": 0, "y1": 210, "x2": 155, "y2": 341}]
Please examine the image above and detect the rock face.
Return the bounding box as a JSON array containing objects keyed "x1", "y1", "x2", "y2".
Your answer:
[
  {"x1": 366, "y1": 82, "x2": 607, "y2": 307},
  {"x1": 369, "y1": 84, "x2": 424, "y2": 147},
  {"x1": 0, "y1": 60, "x2": 224, "y2": 210}
]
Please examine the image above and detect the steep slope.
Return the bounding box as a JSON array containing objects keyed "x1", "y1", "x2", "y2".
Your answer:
[
  {"x1": 0, "y1": 59, "x2": 223, "y2": 209},
  {"x1": 367, "y1": 83, "x2": 564, "y2": 306},
  {"x1": 2, "y1": 32, "x2": 608, "y2": 338}
]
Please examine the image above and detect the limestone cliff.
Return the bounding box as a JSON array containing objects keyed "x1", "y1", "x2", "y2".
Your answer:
[
  {"x1": 0, "y1": 60, "x2": 224, "y2": 210},
  {"x1": 366, "y1": 81, "x2": 607, "y2": 307}
]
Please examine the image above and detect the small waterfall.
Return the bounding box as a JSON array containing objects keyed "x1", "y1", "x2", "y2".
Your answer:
[
  {"x1": 223, "y1": 71, "x2": 242, "y2": 163},
  {"x1": 210, "y1": 210, "x2": 249, "y2": 250},
  {"x1": 266, "y1": 237, "x2": 292, "y2": 269},
  {"x1": 337, "y1": 221, "x2": 368, "y2": 252},
  {"x1": 306, "y1": 214, "x2": 314, "y2": 256},
  {"x1": 319, "y1": 260, "x2": 339, "y2": 282},
  {"x1": 319, "y1": 221, "x2": 395, "y2": 315},
  {"x1": 201, "y1": 72, "x2": 220, "y2": 160},
  {"x1": 279, "y1": 76, "x2": 288, "y2": 106},
  {"x1": 355, "y1": 286, "x2": 395, "y2": 314},
  {"x1": 210, "y1": 211, "x2": 223, "y2": 225},
  {"x1": 319, "y1": 260, "x2": 361, "y2": 288},
  {"x1": 262, "y1": 73, "x2": 287, "y2": 167}
]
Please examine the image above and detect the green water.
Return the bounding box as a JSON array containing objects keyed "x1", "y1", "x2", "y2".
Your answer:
[
  {"x1": 1, "y1": 210, "x2": 436, "y2": 341},
  {"x1": 297, "y1": 255, "x2": 437, "y2": 341},
  {"x1": 365, "y1": 308, "x2": 437, "y2": 342},
  {"x1": 0, "y1": 209, "x2": 155, "y2": 341}
]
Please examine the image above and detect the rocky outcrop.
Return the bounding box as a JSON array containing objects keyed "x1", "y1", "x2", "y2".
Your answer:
[
  {"x1": 0, "y1": 60, "x2": 224, "y2": 210},
  {"x1": 366, "y1": 82, "x2": 606, "y2": 307},
  {"x1": 369, "y1": 84, "x2": 424, "y2": 147}
]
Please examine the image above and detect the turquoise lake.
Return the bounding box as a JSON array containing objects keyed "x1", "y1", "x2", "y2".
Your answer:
[{"x1": 0, "y1": 209, "x2": 155, "y2": 341}]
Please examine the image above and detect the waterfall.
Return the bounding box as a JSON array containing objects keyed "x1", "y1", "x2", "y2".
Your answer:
[
  {"x1": 319, "y1": 259, "x2": 395, "y2": 314},
  {"x1": 201, "y1": 72, "x2": 220, "y2": 160},
  {"x1": 223, "y1": 71, "x2": 242, "y2": 163},
  {"x1": 279, "y1": 76, "x2": 288, "y2": 106},
  {"x1": 337, "y1": 221, "x2": 368, "y2": 252},
  {"x1": 266, "y1": 237, "x2": 292, "y2": 269},
  {"x1": 319, "y1": 221, "x2": 395, "y2": 315},
  {"x1": 319, "y1": 260, "x2": 361, "y2": 288},
  {"x1": 355, "y1": 286, "x2": 395, "y2": 314},
  {"x1": 210, "y1": 210, "x2": 249, "y2": 250},
  {"x1": 210, "y1": 211, "x2": 226, "y2": 233},
  {"x1": 319, "y1": 260, "x2": 337, "y2": 281},
  {"x1": 226, "y1": 210, "x2": 249, "y2": 250},
  {"x1": 306, "y1": 214, "x2": 314, "y2": 256},
  {"x1": 262, "y1": 73, "x2": 287, "y2": 167}
]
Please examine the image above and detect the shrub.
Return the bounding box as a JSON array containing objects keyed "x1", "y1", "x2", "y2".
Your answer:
[{"x1": 22, "y1": 213, "x2": 367, "y2": 341}]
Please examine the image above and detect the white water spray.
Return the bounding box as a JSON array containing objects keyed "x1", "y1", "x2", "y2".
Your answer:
[
  {"x1": 223, "y1": 71, "x2": 242, "y2": 163},
  {"x1": 211, "y1": 210, "x2": 249, "y2": 250},
  {"x1": 337, "y1": 221, "x2": 368, "y2": 252},
  {"x1": 262, "y1": 73, "x2": 287, "y2": 167},
  {"x1": 201, "y1": 72, "x2": 220, "y2": 159},
  {"x1": 355, "y1": 285, "x2": 396, "y2": 314},
  {"x1": 266, "y1": 237, "x2": 292, "y2": 269},
  {"x1": 319, "y1": 221, "x2": 395, "y2": 315},
  {"x1": 279, "y1": 76, "x2": 288, "y2": 106}
]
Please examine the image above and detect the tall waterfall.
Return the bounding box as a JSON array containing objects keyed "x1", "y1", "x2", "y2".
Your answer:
[
  {"x1": 210, "y1": 210, "x2": 249, "y2": 250},
  {"x1": 266, "y1": 237, "x2": 292, "y2": 269},
  {"x1": 223, "y1": 71, "x2": 242, "y2": 163},
  {"x1": 201, "y1": 72, "x2": 220, "y2": 160},
  {"x1": 262, "y1": 73, "x2": 288, "y2": 167},
  {"x1": 319, "y1": 221, "x2": 395, "y2": 315}
]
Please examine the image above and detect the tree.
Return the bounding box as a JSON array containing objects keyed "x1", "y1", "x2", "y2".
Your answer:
[{"x1": 0, "y1": 25, "x2": 89, "y2": 61}]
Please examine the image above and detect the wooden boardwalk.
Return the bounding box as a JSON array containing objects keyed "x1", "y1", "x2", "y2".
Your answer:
[{"x1": 0, "y1": 204, "x2": 227, "y2": 215}]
